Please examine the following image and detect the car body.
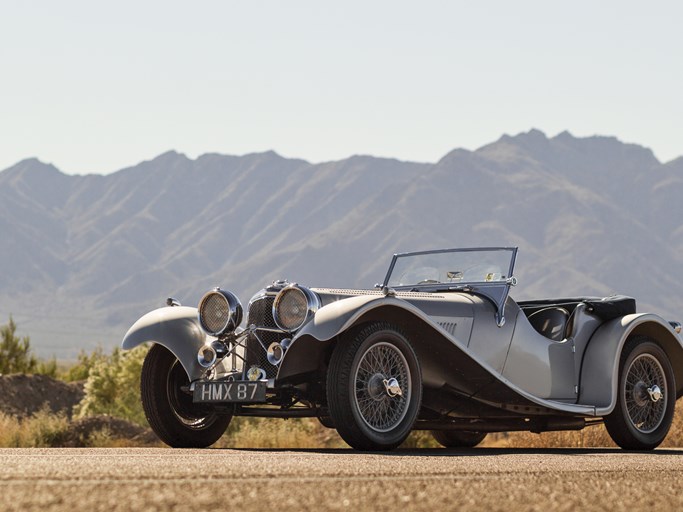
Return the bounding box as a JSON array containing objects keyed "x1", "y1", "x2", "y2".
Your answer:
[{"x1": 122, "y1": 247, "x2": 683, "y2": 450}]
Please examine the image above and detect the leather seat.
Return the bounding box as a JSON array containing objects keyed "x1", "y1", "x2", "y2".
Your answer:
[{"x1": 527, "y1": 307, "x2": 570, "y2": 341}]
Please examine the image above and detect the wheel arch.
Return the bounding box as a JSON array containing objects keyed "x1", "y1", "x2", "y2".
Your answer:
[
  {"x1": 121, "y1": 306, "x2": 208, "y2": 381},
  {"x1": 629, "y1": 320, "x2": 683, "y2": 398},
  {"x1": 579, "y1": 313, "x2": 683, "y2": 415}
]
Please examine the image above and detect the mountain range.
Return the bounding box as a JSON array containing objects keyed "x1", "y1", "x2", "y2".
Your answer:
[{"x1": 1, "y1": 129, "x2": 682, "y2": 358}]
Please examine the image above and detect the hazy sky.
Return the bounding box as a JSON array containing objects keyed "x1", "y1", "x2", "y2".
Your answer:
[{"x1": 1, "y1": 1, "x2": 681, "y2": 174}]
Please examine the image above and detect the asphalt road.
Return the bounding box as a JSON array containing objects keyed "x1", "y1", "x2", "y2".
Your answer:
[{"x1": 1, "y1": 447, "x2": 683, "y2": 511}]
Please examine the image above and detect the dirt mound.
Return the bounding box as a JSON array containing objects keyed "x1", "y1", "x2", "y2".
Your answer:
[
  {"x1": 0, "y1": 373, "x2": 85, "y2": 419},
  {"x1": 61, "y1": 415, "x2": 159, "y2": 447}
]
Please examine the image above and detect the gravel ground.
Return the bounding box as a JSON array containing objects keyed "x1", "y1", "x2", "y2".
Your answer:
[{"x1": 1, "y1": 447, "x2": 683, "y2": 511}]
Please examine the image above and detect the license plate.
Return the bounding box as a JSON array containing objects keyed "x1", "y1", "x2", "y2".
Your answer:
[{"x1": 193, "y1": 381, "x2": 266, "y2": 403}]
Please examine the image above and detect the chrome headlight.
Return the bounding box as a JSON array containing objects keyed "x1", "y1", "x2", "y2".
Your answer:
[
  {"x1": 272, "y1": 284, "x2": 320, "y2": 332},
  {"x1": 198, "y1": 288, "x2": 243, "y2": 336}
]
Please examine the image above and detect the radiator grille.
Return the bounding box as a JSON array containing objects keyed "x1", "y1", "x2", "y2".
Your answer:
[{"x1": 245, "y1": 296, "x2": 286, "y2": 379}]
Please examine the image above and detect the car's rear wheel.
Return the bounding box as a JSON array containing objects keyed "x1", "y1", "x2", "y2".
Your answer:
[
  {"x1": 327, "y1": 323, "x2": 422, "y2": 451},
  {"x1": 604, "y1": 337, "x2": 675, "y2": 450},
  {"x1": 431, "y1": 430, "x2": 487, "y2": 448},
  {"x1": 141, "y1": 344, "x2": 232, "y2": 448}
]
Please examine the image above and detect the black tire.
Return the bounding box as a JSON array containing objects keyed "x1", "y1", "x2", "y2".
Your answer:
[
  {"x1": 604, "y1": 337, "x2": 675, "y2": 450},
  {"x1": 317, "y1": 414, "x2": 335, "y2": 429},
  {"x1": 141, "y1": 344, "x2": 232, "y2": 448},
  {"x1": 327, "y1": 323, "x2": 422, "y2": 451},
  {"x1": 431, "y1": 430, "x2": 487, "y2": 448}
]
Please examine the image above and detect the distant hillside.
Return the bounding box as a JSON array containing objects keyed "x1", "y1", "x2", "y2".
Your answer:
[{"x1": 1, "y1": 130, "x2": 682, "y2": 358}]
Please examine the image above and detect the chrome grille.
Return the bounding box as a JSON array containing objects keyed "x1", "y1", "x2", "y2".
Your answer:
[{"x1": 246, "y1": 296, "x2": 285, "y2": 378}]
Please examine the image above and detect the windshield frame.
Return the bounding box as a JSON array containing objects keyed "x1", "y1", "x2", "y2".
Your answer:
[{"x1": 381, "y1": 246, "x2": 518, "y2": 290}]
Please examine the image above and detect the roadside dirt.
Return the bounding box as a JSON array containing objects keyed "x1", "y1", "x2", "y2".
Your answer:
[
  {"x1": 0, "y1": 374, "x2": 158, "y2": 446},
  {"x1": 0, "y1": 373, "x2": 84, "y2": 419}
]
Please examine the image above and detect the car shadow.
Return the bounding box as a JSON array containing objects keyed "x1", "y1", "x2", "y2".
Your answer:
[{"x1": 215, "y1": 446, "x2": 683, "y2": 456}]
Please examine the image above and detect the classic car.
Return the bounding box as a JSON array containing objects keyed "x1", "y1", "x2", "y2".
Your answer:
[{"x1": 122, "y1": 247, "x2": 683, "y2": 451}]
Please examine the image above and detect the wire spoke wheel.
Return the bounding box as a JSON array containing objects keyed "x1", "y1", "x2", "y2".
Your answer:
[
  {"x1": 354, "y1": 342, "x2": 411, "y2": 433},
  {"x1": 605, "y1": 337, "x2": 675, "y2": 450},
  {"x1": 623, "y1": 354, "x2": 667, "y2": 434},
  {"x1": 327, "y1": 323, "x2": 422, "y2": 451}
]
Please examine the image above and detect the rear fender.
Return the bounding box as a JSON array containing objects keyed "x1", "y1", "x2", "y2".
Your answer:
[
  {"x1": 579, "y1": 313, "x2": 683, "y2": 415},
  {"x1": 121, "y1": 306, "x2": 208, "y2": 381}
]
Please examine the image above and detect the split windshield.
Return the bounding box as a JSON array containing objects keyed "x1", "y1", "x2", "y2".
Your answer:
[{"x1": 384, "y1": 247, "x2": 517, "y2": 289}]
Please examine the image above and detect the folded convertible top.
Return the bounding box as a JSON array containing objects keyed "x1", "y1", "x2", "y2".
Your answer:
[{"x1": 518, "y1": 295, "x2": 636, "y2": 321}]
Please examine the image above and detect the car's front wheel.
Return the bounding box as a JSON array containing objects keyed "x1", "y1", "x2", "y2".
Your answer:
[
  {"x1": 604, "y1": 337, "x2": 675, "y2": 450},
  {"x1": 141, "y1": 344, "x2": 232, "y2": 448},
  {"x1": 431, "y1": 430, "x2": 487, "y2": 448},
  {"x1": 326, "y1": 323, "x2": 422, "y2": 451}
]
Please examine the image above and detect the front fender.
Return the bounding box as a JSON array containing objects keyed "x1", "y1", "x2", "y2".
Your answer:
[
  {"x1": 579, "y1": 313, "x2": 683, "y2": 415},
  {"x1": 275, "y1": 295, "x2": 390, "y2": 381},
  {"x1": 278, "y1": 295, "x2": 444, "y2": 379},
  {"x1": 278, "y1": 294, "x2": 476, "y2": 384},
  {"x1": 296, "y1": 294, "x2": 392, "y2": 342},
  {"x1": 121, "y1": 306, "x2": 208, "y2": 380}
]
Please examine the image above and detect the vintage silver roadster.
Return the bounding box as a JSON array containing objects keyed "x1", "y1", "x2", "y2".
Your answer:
[{"x1": 122, "y1": 247, "x2": 683, "y2": 450}]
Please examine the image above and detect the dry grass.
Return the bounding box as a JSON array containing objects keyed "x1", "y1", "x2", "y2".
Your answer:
[
  {"x1": 214, "y1": 404, "x2": 683, "y2": 450},
  {"x1": 0, "y1": 409, "x2": 70, "y2": 447},
  {"x1": 484, "y1": 406, "x2": 683, "y2": 449},
  {"x1": 0, "y1": 409, "x2": 140, "y2": 448},
  {"x1": 5, "y1": 405, "x2": 683, "y2": 450},
  {"x1": 215, "y1": 417, "x2": 346, "y2": 449}
]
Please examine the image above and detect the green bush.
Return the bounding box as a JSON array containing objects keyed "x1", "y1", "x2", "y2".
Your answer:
[
  {"x1": 76, "y1": 345, "x2": 148, "y2": 425},
  {"x1": 0, "y1": 316, "x2": 60, "y2": 377},
  {"x1": 63, "y1": 347, "x2": 106, "y2": 382},
  {"x1": 0, "y1": 316, "x2": 37, "y2": 374}
]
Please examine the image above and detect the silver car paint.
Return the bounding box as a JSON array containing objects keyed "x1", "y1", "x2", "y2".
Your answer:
[
  {"x1": 122, "y1": 292, "x2": 683, "y2": 419},
  {"x1": 502, "y1": 304, "x2": 576, "y2": 400},
  {"x1": 280, "y1": 288, "x2": 683, "y2": 417},
  {"x1": 579, "y1": 313, "x2": 683, "y2": 416},
  {"x1": 121, "y1": 306, "x2": 208, "y2": 381},
  {"x1": 278, "y1": 291, "x2": 599, "y2": 415}
]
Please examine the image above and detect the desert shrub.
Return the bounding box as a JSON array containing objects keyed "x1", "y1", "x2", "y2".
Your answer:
[
  {"x1": 0, "y1": 316, "x2": 61, "y2": 377},
  {"x1": 0, "y1": 409, "x2": 70, "y2": 448},
  {"x1": 62, "y1": 347, "x2": 106, "y2": 382},
  {"x1": 0, "y1": 316, "x2": 37, "y2": 374},
  {"x1": 35, "y1": 356, "x2": 58, "y2": 378},
  {"x1": 75, "y1": 345, "x2": 148, "y2": 425}
]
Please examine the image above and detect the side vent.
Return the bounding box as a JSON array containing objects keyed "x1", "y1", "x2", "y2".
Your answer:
[{"x1": 439, "y1": 322, "x2": 457, "y2": 336}]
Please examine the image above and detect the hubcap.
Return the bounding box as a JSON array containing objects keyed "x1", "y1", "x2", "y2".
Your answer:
[
  {"x1": 647, "y1": 385, "x2": 662, "y2": 403},
  {"x1": 624, "y1": 353, "x2": 667, "y2": 434},
  {"x1": 353, "y1": 341, "x2": 411, "y2": 433},
  {"x1": 383, "y1": 378, "x2": 403, "y2": 397}
]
